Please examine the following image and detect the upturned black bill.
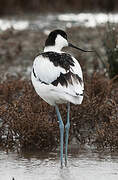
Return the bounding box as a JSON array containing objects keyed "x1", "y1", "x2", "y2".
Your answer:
[{"x1": 68, "y1": 43, "x2": 94, "y2": 52}]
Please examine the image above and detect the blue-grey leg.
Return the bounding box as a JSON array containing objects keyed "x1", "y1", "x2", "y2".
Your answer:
[
  {"x1": 65, "y1": 102, "x2": 70, "y2": 166},
  {"x1": 55, "y1": 105, "x2": 64, "y2": 168}
]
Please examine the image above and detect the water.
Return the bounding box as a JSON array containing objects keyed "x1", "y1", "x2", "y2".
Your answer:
[
  {"x1": 0, "y1": 13, "x2": 118, "y2": 32},
  {"x1": 0, "y1": 149, "x2": 118, "y2": 180}
]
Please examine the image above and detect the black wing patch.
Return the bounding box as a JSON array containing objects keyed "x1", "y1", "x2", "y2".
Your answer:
[
  {"x1": 33, "y1": 68, "x2": 37, "y2": 78},
  {"x1": 40, "y1": 52, "x2": 75, "y2": 71},
  {"x1": 34, "y1": 52, "x2": 83, "y2": 87},
  {"x1": 51, "y1": 71, "x2": 83, "y2": 87}
]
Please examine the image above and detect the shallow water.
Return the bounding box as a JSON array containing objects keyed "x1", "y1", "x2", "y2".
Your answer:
[{"x1": 0, "y1": 148, "x2": 118, "y2": 180}]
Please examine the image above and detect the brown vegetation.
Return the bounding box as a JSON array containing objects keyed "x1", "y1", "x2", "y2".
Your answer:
[
  {"x1": 71, "y1": 73, "x2": 118, "y2": 150},
  {"x1": 0, "y1": 79, "x2": 59, "y2": 151},
  {"x1": 103, "y1": 25, "x2": 118, "y2": 78},
  {"x1": 0, "y1": 73, "x2": 118, "y2": 151}
]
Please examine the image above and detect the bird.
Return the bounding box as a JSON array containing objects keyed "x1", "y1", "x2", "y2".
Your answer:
[{"x1": 31, "y1": 29, "x2": 93, "y2": 167}]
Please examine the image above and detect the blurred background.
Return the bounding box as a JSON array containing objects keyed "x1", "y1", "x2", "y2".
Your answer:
[{"x1": 0, "y1": 0, "x2": 118, "y2": 14}]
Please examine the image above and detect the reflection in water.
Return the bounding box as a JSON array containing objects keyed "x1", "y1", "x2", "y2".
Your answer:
[{"x1": 0, "y1": 149, "x2": 118, "y2": 180}]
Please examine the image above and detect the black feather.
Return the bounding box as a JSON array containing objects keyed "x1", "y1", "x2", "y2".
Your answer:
[
  {"x1": 34, "y1": 51, "x2": 83, "y2": 87},
  {"x1": 51, "y1": 71, "x2": 83, "y2": 87},
  {"x1": 33, "y1": 68, "x2": 37, "y2": 78},
  {"x1": 40, "y1": 52, "x2": 74, "y2": 71},
  {"x1": 45, "y1": 29, "x2": 67, "y2": 46}
]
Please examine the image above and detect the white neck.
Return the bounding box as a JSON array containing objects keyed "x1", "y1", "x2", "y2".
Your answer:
[
  {"x1": 44, "y1": 35, "x2": 68, "y2": 53},
  {"x1": 44, "y1": 46, "x2": 62, "y2": 53}
]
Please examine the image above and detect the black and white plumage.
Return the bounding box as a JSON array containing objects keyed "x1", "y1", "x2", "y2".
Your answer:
[
  {"x1": 31, "y1": 29, "x2": 93, "y2": 167},
  {"x1": 31, "y1": 34, "x2": 84, "y2": 105}
]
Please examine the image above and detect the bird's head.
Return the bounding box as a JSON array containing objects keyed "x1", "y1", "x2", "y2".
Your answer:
[{"x1": 44, "y1": 29, "x2": 93, "y2": 52}]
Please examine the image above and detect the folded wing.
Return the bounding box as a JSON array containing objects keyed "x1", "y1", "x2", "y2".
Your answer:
[{"x1": 33, "y1": 52, "x2": 84, "y2": 97}]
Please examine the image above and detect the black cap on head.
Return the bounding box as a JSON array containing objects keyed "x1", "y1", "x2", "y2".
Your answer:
[
  {"x1": 45, "y1": 29, "x2": 67, "y2": 47},
  {"x1": 45, "y1": 29, "x2": 94, "y2": 52}
]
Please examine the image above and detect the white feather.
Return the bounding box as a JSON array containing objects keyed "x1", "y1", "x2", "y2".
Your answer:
[
  {"x1": 44, "y1": 35, "x2": 68, "y2": 52},
  {"x1": 33, "y1": 55, "x2": 66, "y2": 83}
]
